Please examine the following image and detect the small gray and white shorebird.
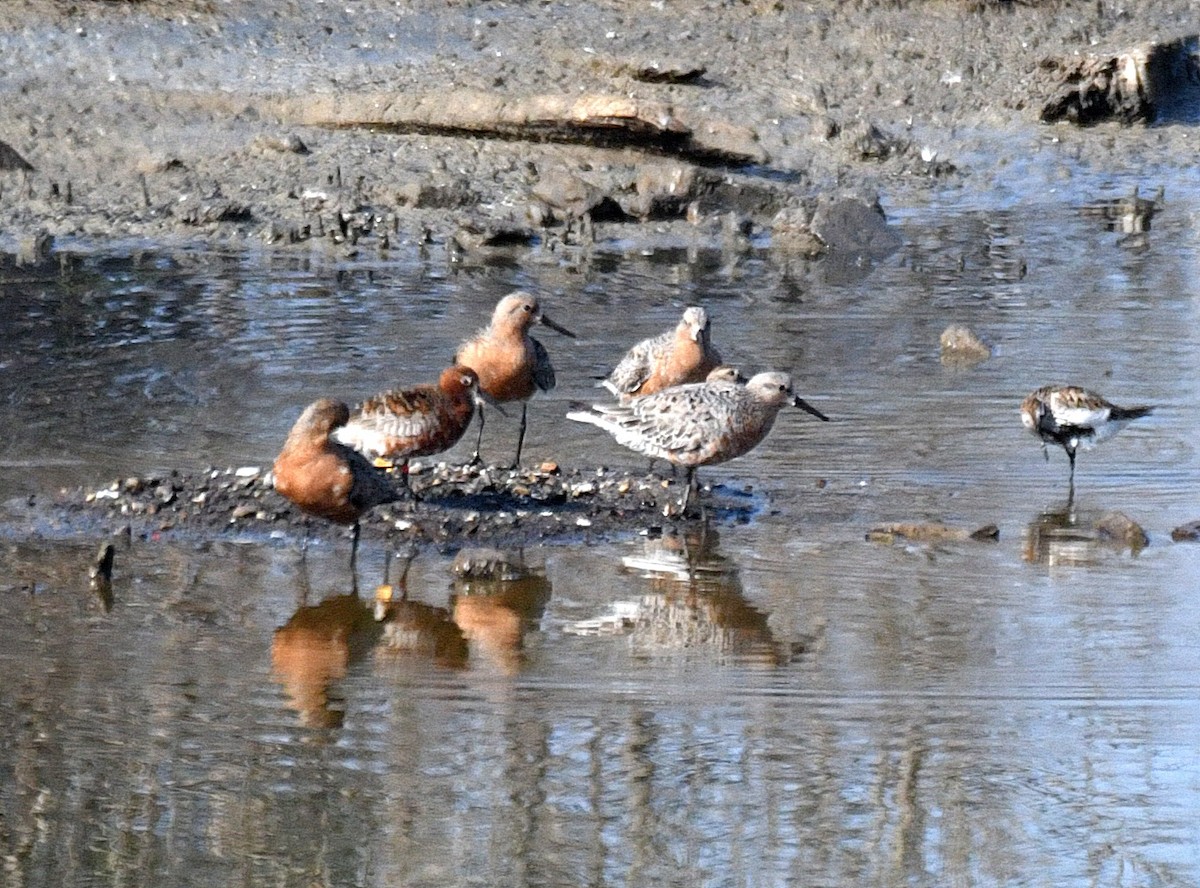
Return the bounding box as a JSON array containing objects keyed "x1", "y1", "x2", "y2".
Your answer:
[
  {"x1": 1020, "y1": 384, "x2": 1153, "y2": 484},
  {"x1": 569, "y1": 370, "x2": 828, "y2": 514},
  {"x1": 600, "y1": 306, "x2": 723, "y2": 402}
]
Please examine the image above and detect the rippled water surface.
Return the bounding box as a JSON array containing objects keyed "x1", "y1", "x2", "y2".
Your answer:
[{"x1": 3, "y1": 183, "x2": 1200, "y2": 885}]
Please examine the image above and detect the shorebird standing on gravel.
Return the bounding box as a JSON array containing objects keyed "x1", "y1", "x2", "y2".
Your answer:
[
  {"x1": 333, "y1": 365, "x2": 490, "y2": 492},
  {"x1": 568, "y1": 371, "x2": 829, "y2": 514},
  {"x1": 273, "y1": 398, "x2": 400, "y2": 568},
  {"x1": 456, "y1": 291, "x2": 576, "y2": 468},
  {"x1": 601, "y1": 306, "x2": 724, "y2": 402},
  {"x1": 1020, "y1": 384, "x2": 1154, "y2": 486}
]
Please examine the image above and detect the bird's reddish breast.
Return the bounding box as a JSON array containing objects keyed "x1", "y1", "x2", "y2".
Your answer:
[
  {"x1": 274, "y1": 444, "x2": 360, "y2": 525},
  {"x1": 458, "y1": 335, "x2": 536, "y2": 402}
]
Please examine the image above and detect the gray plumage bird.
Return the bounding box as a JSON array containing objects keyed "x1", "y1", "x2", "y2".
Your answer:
[{"x1": 569, "y1": 371, "x2": 828, "y2": 513}]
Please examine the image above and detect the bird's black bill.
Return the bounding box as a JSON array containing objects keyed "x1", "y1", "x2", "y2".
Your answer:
[
  {"x1": 474, "y1": 389, "x2": 508, "y2": 417},
  {"x1": 540, "y1": 314, "x2": 577, "y2": 338},
  {"x1": 793, "y1": 396, "x2": 829, "y2": 421}
]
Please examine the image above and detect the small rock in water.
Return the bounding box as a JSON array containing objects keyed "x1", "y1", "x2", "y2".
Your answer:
[
  {"x1": 88, "y1": 541, "x2": 115, "y2": 613},
  {"x1": 770, "y1": 206, "x2": 827, "y2": 258},
  {"x1": 1096, "y1": 511, "x2": 1148, "y2": 551},
  {"x1": 939, "y1": 324, "x2": 991, "y2": 367},
  {"x1": 1170, "y1": 520, "x2": 1200, "y2": 542},
  {"x1": 866, "y1": 521, "x2": 999, "y2": 544},
  {"x1": 1040, "y1": 38, "x2": 1200, "y2": 126}
]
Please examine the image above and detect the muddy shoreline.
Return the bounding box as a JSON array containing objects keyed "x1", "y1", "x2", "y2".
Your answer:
[{"x1": 1, "y1": 0, "x2": 1194, "y2": 256}]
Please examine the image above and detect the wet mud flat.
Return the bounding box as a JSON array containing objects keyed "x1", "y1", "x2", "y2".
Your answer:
[
  {"x1": 1, "y1": 0, "x2": 1196, "y2": 258},
  {"x1": 13, "y1": 461, "x2": 760, "y2": 553}
]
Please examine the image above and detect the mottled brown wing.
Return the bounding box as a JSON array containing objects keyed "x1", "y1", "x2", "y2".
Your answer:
[{"x1": 605, "y1": 330, "x2": 670, "y2": 395}]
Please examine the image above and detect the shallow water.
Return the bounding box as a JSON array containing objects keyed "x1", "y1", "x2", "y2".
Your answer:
[{"x1": 3, "y1": 181, "x2": 1200, "y2": 885}]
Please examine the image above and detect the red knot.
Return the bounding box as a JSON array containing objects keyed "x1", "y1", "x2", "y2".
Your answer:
[
  {"x1": 334, "y1": 365, "x2": 487, "y2": 491},
  {"x1": 568, "y1": 370, "x2": 828, "y2": 513},
  {"x1": 273, "y1": 398, "x2": 399, "y2": 565},
  {"x1": 704, "y1": 365, "x2": 746, "y2": 384},
  {"x1": 455, "y1": 290, "x2": 575, "y2": 467},
  {"x1": 601, "y1": 306, "x2": 723, "y2": 402}
]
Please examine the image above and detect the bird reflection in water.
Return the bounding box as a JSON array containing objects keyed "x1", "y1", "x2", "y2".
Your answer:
[
  {"x1": 373, "y1": 551, "x2": 469, "y2": 669},
  {"x1": 272, "y1": 547, "x2": 552, "y2": 725},
  {"x1": 373, "y1": 548, "x2": 551, "y2": 674},
  {"x1": 571, "y1": 524, "x2": 804, "y2": 667},
  {"x1": 1023, "y1": 498, "x2": 1149, "y2": 567},
  {"x1": 271, "y1": 591, "x2": 380, "y2": 729},
  {"x1": 449, "y1": 548, "x2": 552, "y2": 675}
]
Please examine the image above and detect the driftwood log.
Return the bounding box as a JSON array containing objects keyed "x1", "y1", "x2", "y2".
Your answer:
[{"x1": 276, "y1": 90, "x2": 766, "y2": 166}]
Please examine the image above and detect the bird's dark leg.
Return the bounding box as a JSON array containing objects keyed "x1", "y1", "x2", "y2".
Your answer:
[
  {"x1": 295, "y1": 552, "x2": 312, "y2": 608},
  {"x1": 510, "y1": 403, "x2": 529, "y2": 469},
  {"x1": 383, "y1": 545, "x2": 417, "y2": 588},
  {"x1": 468, "y1": 406, "x2": 486, "y2": 467},
  {"x1": 679, "y1": 467, "x2": 697, "y2": 517},
  {"x1": 349, "y1": 521, "x2": 361, "y2": 594},
  {"x1": 399, "y1": 459, "x2": 423, "y2": 503},
  {"x1": 300, "y1": 518, "x2": 312, "y2": 561},
  {"x1": 1067, "y1": 447, "x2": 1077, "y2": 485},
  {"x1": 396, "y1": 548, "x2": 416, "y2": 598}
]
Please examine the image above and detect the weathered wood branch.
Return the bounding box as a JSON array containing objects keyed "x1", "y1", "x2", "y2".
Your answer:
[{"x1": 275, "y1": 90, "x2": 767, "y2": 166}]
